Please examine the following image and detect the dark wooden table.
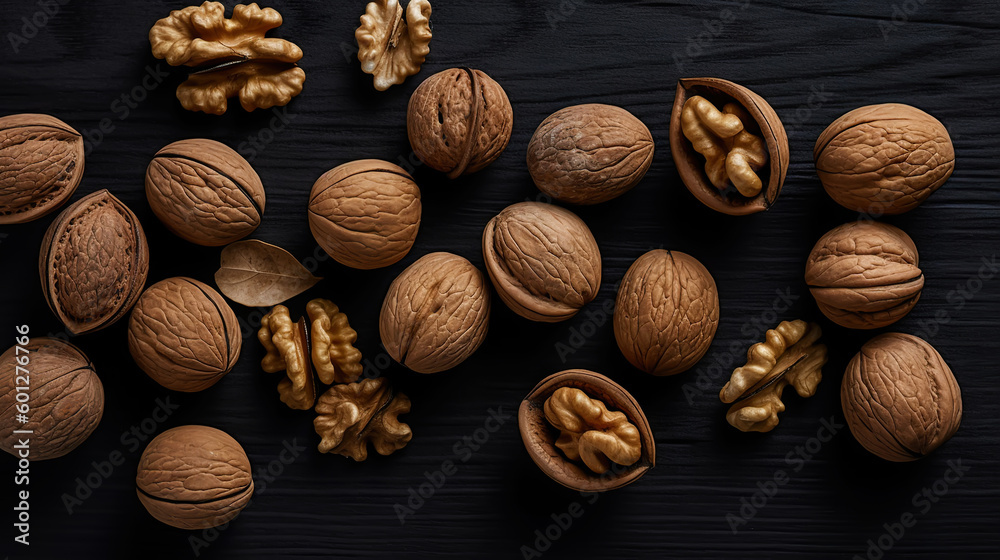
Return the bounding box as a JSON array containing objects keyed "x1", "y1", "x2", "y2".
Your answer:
[{"x1": 2, "y1": 1, "x2": 998, "y2": 558}]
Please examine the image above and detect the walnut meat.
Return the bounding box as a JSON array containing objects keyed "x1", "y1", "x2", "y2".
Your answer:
[
  {"x1": 308, "y1": 160, "x2": 421, "y2": 270},
  {"x1": 614, "y1": 250, "x2": 719, "y2": 376},
  {"x1": 527, "y1": 104, "x2": 654, "y2": 205},
  {"x1": 259, "y1": 305, "x2": 315, "y2": 410},
  {"x1": 136, "y1": 425, "x2": 253, "y2": 529},
  {"x1": 39, "y1": 189, "x2": 149, "y2": 335},
  {"x1": 128, "y1": 277, "x2": 241, "y2": 392},
  {"x1": 380, "y1": 252, "x2": 491, "y2": 373},
  {"x1": 805, "y1": 221, "x2": 923, "y2": 329},
  {"x1": 146, "y1": 139, "x2": 265, "y2": 247},
  {"x1": 815, "y1": 104, "x2": 955, "y2": 215},
  {"x1": 842, "y1": 333, "x2": 962, "y2": 462},
  {"x1": 314, "y1": 377, "x2": 412, "y2": 461},
  {"x1": 544, "y1": 387, "x2": 641, "y2": 474},
  {"x1": 356, "y1": 0, "x2": 432, "y2": 91},
  {"x1": 307, "y1": 299, "x2": 363, "y2": 385},
  {"x1": 407, "y1": 68, "x2": 513, "y2": 178},
  {"x1": 0, "y1": 338, "x2": 103, "y2": 461},
  {"x1": 0, "y1": 113, "x2": 84, "y2": 225},
  {"x1": 482, "y1": 202, "x2": 601, "y2": 322}
]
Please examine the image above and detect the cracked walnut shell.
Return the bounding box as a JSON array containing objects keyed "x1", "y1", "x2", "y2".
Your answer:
[
  {"x1": 356, "y1": 0, "x2": 432, "y2": 91},
  {"x1": 720, "y1": 320, "x2": 827, "y2": 432},
  {"x1": 805, "y1": 221, "x2": 923, "y2": 329},
  {"x1": 842, "y1": 333, "x2": 961, "y2": 462},
  {"x1": 482, "y1": 202, "x2": 601, "y2": 322},
  {"x1": 544, "y1": 387, "x2": 641, "y2": 474},
  {"x1": 815, "y1": 104, "x2": 954, "y2": 215},
  {"x1": 314, "y1": 377, "x2": 412, "y2": 461},
  {"x1": 614, "y1": 250, "x2": 719, "y2": 376}
]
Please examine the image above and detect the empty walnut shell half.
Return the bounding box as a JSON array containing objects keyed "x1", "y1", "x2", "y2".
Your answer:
[
  {"x1": 670, "y1": 78, "x2": 789, "y2": 215},
  {"x1": 482, "y1": 202, "x2": 601, "y2": 322},
  {"x1": 519, "y1": 369, "x2": 654, "y2": 492},
  {"x1": 815, "y1": 104, "x2": 954, "y2": 215},
  {"x1": 146, "y1": 139, "x2": 265, "y2": 246},
  {"x1": 407, "y1": 68, "x2": 513, "y2": 178},
  {"x1": 0, "y1": 113, "x2": 85, "y2": 225},
  {"x1": 842, "y1": 333, "x2": 961, "y2": 462},
  {"x1": 805, "y1": 221, "x2": 923, "y2": 329},
  {"x1": 136, "y1": 425, "x2": 253, "y2": 530},
  {"x1": 39, "y1": 189, "x2": 150, "y2": 335}
]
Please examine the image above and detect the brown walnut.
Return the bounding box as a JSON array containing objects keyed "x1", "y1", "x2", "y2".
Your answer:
[
  {"x1": 841, "y1": 333, "x2": 961, "y2": 462},
  {"x1": 356, "y1": 0, "x2": 432, "y2": 91},
  {"x1": 482, "y1": 202, "x2": 601, "y2": 322},
  {"x1": 314, "y1": 377, "x2": 412, "y2": 461},
  {"x1": 128, "y1": 277, "x2": 241, "y2": 392},
  {"x1": 39, "y1": 189, "x2": 150, "y2": 335},
  {"x1": 136, "y1": 425, "x2": 253, "y2": 529},
  {"x1": 527, "y1": 104, "x2": 654, "y2": 205},
  {"x1": 614, "y1": 250, "x2": 719, "y2": 376},
  {"x1": 146, "y1": 139, "x2": 265, "y2": 247},
  {"x1": 0, "y1": 338, "x2": 103, "y2": 461},
  {"x1": 804, "y1": 221, "x2": 923, "y2": 329},
  {"x1": 407, "y1": 68, "x2": 513, "y2": 178},
  {"x1": 815, "y1": 104, "x2": 955, "y2": 215},
  {"x1": 0, "y1": 113, "x2": 84, "y2": 225}
]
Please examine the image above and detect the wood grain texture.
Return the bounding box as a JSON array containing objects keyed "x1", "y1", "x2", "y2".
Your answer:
[{"x1": 1, "y1": 1, "x2": 998, "y2": 558}]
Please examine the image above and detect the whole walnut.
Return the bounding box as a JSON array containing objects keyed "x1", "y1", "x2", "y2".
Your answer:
[
  {"x1": 136, "y1": 425, "x2": 253, "y2": 529},
  {"x1": 804, "y1": 221, "x2": 923, "y2": 329},
  {"x1": 815, "y1": 104, "x2": 954, "y2": 215},
  {"x1": 380, "y1": 252, "x2": 491, "y2": 373},
  {"x1": 0, "y1": 338, "x2": 103, "y2": 461},
  {"x1": 527, "y1": 104, "x2": 654, "y2": 205},
  {"x1": 146, "y1": 139, "x2": 265, "y2": 246},
  {"x1": 407, "y1": 68, "x2": 513, "y2": 178},
  {"x1": 128, "y1": 277, "x2": 241, "y2": 392},
  {"x1": 309, "y1": 159, "x2": 421, "y2": 270},
  {"x1": 482, "y1": 202, "x2": 601, "y2": 322},
  {"x1": 842, "y1": 333, "x2": 961, "y2": 462},
  {"x1": 614, "y1": 250, "x2": 719, "y2": 376}
]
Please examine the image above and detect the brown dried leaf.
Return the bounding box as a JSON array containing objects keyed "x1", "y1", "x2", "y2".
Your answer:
[{"x1": 215, "y1": 240, "x2": 320, "y2": 307}]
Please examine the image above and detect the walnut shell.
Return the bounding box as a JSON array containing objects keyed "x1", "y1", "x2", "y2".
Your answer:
[
  {"x1": 482, "y1": 202, "x2": 601, "y2": 322},
  {"x1": 527, "y1": 104, "x2": 654, "y2": 205},
  {"x1": 0, "y1": 113, "x2": 85, "y2": 225},
  {"x1": 815, "y1": 104, "x2": 954, "y2": 215},
  {"x1": 614, "y1": 249, "x2": 719, "y2": 376},
  {"x1": 519, "y1": 369, "x2": 654, "y2": 492},
  {"x1": 146, "y1": 139, "x2": 265, "y2": 246},
  {"x1": 670, "y1": 78, "x2": 789, "y2": 215},
  {"x1": 39, "y1": 189, "x2": 150, "y2": 335},
  {"x1": 841, "y1": 333, "x2": 961, "y2": 462},
  {"x1": 0, "y1": 338, "x2": 103, "y2": 461},
  {"x1": 407, "y1": 68, "x2": 513, "y2": 178},
  {"x1": 136, "y1": 425, "x2": 253, "y2": 530},
  {"x1": 308, "y1": 159, "x2": 421, "y2": 270},
  {"x1": 379, "y1": 252, "x2": 490, "y2": 373},
  {"x1": 804, "y1": 221, "x2": 923, "y2": 329},
  {"x1": 128, "y1": 277, "x2": 241, "y2": 392}
]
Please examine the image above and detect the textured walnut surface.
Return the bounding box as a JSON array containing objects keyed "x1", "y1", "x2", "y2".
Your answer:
[
  {"x1": 314, "y1": 377, "x2": 412, "y2": 461},
  {"x1": 356, "y1": 0, "x2": 432, "y2": 91},
  {"x1": 259, "y1": 305, "x2": 315, "y2": 410},
  {"x1": 307, "y1": 299, "x2": 363, "y2": 385},
  {"x1": 544, "y1": 387, "x2": 641, "y2": 474}
]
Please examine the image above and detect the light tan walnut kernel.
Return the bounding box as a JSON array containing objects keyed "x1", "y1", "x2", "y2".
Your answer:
[
  {"x1": 314, "y1": 377, "x2": 412, "y2": 461},
  {"x1": 307, "y1": 299, "x2": 363, "y2": 384},
  {"x1": 544, "y1": 387, "x2": 641, "y2": 474},
  {"x1": 356, "y1": 0, "x2": 432, "y2": 91},
  {"x1": 259, "y1": 305, "x2": 315, "y2": 410}
]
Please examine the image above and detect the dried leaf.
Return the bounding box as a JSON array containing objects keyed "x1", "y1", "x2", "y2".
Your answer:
[{"x1": 215, "y1": 240, "x2": 321, "y2": 307}]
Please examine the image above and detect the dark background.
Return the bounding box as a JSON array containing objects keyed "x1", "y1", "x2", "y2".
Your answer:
[{"x1": 1, "y1": 0, "x2": 998, "y2": 558}]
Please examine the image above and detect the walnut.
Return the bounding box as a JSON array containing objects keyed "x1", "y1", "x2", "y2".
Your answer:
[
  {"x1": 307, "y1": 299, "x2": 363, "y2": 385},
  {"x1": 527, "y1": 104, "x2": 654, "y2": 205},
  {"x1": 720, "y1": 320, "x2": 828, "y2": 432},
  {"x1": 308, "y1": 159, "x2": 421, "y2": 270},
  {"x1": 680, "y1": 96, "x2": 768, "y2": 197},
  {"x1": 128, "y1": 277, "x2": 241, "y2": 393},
  {"x1": 815, "y1": 104, "x2": 955, "y2": 215},
  {"x1": 804, "y1": 221, "x2": 923, "y2": 329},
  {"x1": 482, "y1": 202, "x2": 601, "y2": 322},
  {"x1": 149, "y1": 2, "x2": 306, "y2": 114},
  {"x1": 407, "y1": 68, "x2": 513, "y2": 178},
  {"x1": 146, "y1": 139, "x2": 265, "y2": 246},
  {"x1": 0, "y1": 113, "x2": 84, "y2": 224},
  {"x1": 0, "y1": 338, "x2": 103, "y2": 461},
  {"x1": 842, "y1": 333, "x2": 962, "y2": 462},
  {"x1": 136, "y1": 425, "x2": 253, "y2": 529},
  {"x1": 613, "y1": 250, "x2": 719, "y2": 376},
  {"x1": 380, "y1": 252, "x2": 491, "y2": 373},
  {"x1": 314, "y1": 377, "x2": 412, "y2": 461},
  {"x1": 544, "y1": 387, "x2": 641, "y2": 474},
  {"x1": 356, "y1": 0, "x2": 432, "y2": 91},
  {"x1": 39, "y1": 189, "x2": 149, "y2": 335}
]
